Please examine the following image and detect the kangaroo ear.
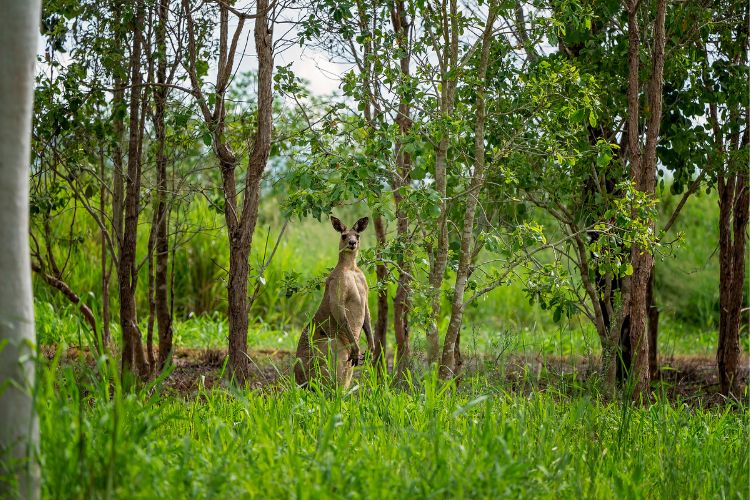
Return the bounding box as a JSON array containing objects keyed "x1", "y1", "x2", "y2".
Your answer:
[
  {"x1": 331, "y1": 216, "x2": 346, "y2": 233},
  {"x1": 353, "y1": 216, "x2": 369, "y2": 233}
]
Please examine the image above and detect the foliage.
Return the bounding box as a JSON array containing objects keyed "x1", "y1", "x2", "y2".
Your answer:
[{"x1": 36, "y1": 352, "x2": 749, "y2": 498}]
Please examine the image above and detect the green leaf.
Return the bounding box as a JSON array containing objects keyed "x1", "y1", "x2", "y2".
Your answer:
[
  {"x1": 588, "y1": 111, "x2": 597, "y2": 127},
  {"x1": 195, "y1": 60, "x2": 209, "y2": 78},
  {"x1": 174, "y1": 112, "x2": 189, "y2": 128},
  {"x1": 623, "y1": 263, "x2": 633, "y2": 276},
  {"x1": 553, "y1": 307, "x2": 562, "y2": 323}
]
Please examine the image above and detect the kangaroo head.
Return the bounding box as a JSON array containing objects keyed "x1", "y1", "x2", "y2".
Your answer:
[{"x1": 331, "y1": 216, "x2": 369, "y2": 253}]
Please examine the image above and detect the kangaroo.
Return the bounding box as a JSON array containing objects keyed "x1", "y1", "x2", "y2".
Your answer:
[{"x1": 294, "y1": 216, "x2": 374, "y2": 388}]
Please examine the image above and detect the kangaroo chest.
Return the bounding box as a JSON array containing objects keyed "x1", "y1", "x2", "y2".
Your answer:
[{"x1": 328, "y1": 270, "x2": 367, "y2": 331}]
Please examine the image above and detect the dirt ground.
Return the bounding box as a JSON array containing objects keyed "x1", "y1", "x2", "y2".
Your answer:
[{"x1": 42, "y1": 345, "x2": 749, "y2": 407}]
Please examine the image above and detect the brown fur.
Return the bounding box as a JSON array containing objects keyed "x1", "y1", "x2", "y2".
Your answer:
[{"x1": 294, "y1": 216, "x2": 374, "y2": 387}]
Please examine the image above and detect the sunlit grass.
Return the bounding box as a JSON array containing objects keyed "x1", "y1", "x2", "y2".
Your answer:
[{"x1": 36, "y1": 349, "x2": 749, "y2": 499}]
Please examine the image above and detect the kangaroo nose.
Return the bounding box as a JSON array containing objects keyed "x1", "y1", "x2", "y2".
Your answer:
[{"x1": 348, "y1": 240, "x2": 356, "y2": 248}]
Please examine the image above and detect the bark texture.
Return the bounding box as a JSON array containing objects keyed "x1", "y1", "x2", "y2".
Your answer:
[
  {"x1": 647, "y1": 269, "x2": 659, "y2": 380},
  {"x1": 352, "y1": 1, "x2": 389, "y2": 371},
  {"x1": 0, "y1": 1, "x2": 42, "y2": 497},
  {"x1": 119, "y1": 1, "x2": 148, "y2": 378},
  {"x1": 715, "y1": 7, "x2": 749, "y2": 398},
  {"x1": 426, "y1": 0, "x2": 460, "y2": 365},
  {"x1": 624, "y1": 0, "x2": 667, "y2": 399},
  {"x1": 184, "y1": 0, "x2": 274, "y2": 380},
  {"x1": 154, "y1": 0, "x2": 173, "y2": 370},
  {"x1": 390, "y1": 0, "x2": 414, "y2": 374},
  {"x1": 717, "y1": 139, "x2": 748, "y2": 396}
]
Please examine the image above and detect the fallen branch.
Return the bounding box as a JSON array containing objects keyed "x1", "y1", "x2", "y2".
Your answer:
[{"x1": 32, "y1": 263, "x2": 98, "y2": 337}]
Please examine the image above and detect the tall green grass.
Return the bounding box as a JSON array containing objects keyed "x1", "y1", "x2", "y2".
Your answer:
[{"x1": 36, "y1": 351, "x2": 749, "y2": 499}]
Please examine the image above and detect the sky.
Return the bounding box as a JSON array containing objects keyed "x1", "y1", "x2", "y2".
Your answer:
[
  {"x1": 213, "y1": 8, "x2": 351, "y2": 98},
  {"x1": 274, "y1": 43, "x2": 349, "y2": 96}
]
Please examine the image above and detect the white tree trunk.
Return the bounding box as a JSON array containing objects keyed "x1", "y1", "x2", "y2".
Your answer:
[{"x1": 0, "y1": 1, "x2": 42, "y2": 498}]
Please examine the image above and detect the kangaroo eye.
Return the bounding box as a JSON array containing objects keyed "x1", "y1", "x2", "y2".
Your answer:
[{"x1": 341, "y1": 235, "x2": 346, "y2": 240}]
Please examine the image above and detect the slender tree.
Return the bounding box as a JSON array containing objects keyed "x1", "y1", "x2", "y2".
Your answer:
[
  {"x1": 712, "y1": 4, "x2": 749, "y2": 395},
  {"x1": 424, "y1": 0, "x2": 461, "y2": 365},
  {"x1": 438, "y1": 5, "x2": 497, "y2": 378},
  {"x1": 388, "y1": 0, "x2": 415, "y2": 373},
  {"x1": 0, "y1": 1, "x2": 42, "y2": 497},
  {"x1": 153, "y1": 0, "x2": 174, "y2": 370},
  {"x1": 624, "y1": 0, "x2": 667, "y2": 398},
  {"x1": 183, "y1": 0, "x2": 275, "y2": 380},
  {"x1": 119, "y1": 0, "x2": 149, "y2": 377}
]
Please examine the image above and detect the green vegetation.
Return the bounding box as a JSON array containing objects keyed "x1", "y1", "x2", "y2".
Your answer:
[
  {"x1": 30, "y1": 190, "x2": 747, "y2": 498},
  {"x1": 34, "y1": 190, "x2": 745, "y2": 356},
  {"x1": 4, "y1": 0, "x2": 745, "y2": 497},
  {"x1": 38, "y1": 352, "x2": 748, "y2": 499},
  {"x1": 29, "y1": 186, "x2": 748, "y2": 498}
]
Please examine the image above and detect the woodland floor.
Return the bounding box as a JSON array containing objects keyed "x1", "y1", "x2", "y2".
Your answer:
[{"x1": 42, "y1": 345, "x2": 749, "y2": 408}]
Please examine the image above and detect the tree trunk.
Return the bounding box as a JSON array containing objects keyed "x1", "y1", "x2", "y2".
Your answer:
[
  {"x1": 393, "y1": 266, "x2": 410, "y2": 374},
  {"x1": 109, "y1": 2, "x2": 125, "y2": 359},
  {"x1": 390, "y1": 0, "x2": 414, "y2": 375},
  {"x1": 224, "y1": 0, "x2": 274, "y2": 380},
  {"x1": 439, "y1": 7, "x2": 495, "y2": 379},
  {"x1": 182, "y1": 0, "x2": 273, "y2": 381},
  {"x1": 427, "y1": 136, "x2": 449, "y2": 365},
  {"x1": 627, "y1": 179, "x2": 654, "y2": 397},
  {"x1": 119, "y1": 1, "x2": 147, "y2": 378},
  {"x1": 355, "y1": 1, "x2": 389, "y2": 371},
  {"x1": 227, "y1": 241, "x2": 251, "y2": 379},
  {"x1": 154, "y1": 0, "x2": 173, "y2": 370},
  {"x1": 392, "y1": 201, "x2": 410, "y2": 375},
  {"x1": 716, "y1": 11, "x2": 749, "y2": 398},
  {"x1": 625, "y1": 0, "x2": 667, "y2": 399},
  {"x1": 0, "y1": 2, "x2": 41, "y2": 497},
  {"x1": 717, "y1": 169, "x2": 748, "y2": 396},
  {"x1": 427, "y1": 0, "x2": 459, "y2": 365},
  {"x1": 616, "y1": 3, "x2": 641, "y2": 389},
  {"x1": 111, "y1": 3, "x2": 126, "y2": 269},
  {"x1": 373, "y1": 215, "x2": 388, "y2": 366},
  {"x1": 146, "y1": 216, "x2": 157, "y2": 371}
]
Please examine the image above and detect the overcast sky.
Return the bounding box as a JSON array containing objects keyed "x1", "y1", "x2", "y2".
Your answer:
[
  {"x1": 274, "y1": 43, "x2": 349, "y2": 96},
  {"x1": 215, "y1": 10, "x2": 351, "y2": 98}
]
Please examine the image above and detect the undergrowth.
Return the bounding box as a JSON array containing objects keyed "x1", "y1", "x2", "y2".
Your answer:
[{"x1": 36, "y1": 348, "x2": 749, "y2": 499}]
